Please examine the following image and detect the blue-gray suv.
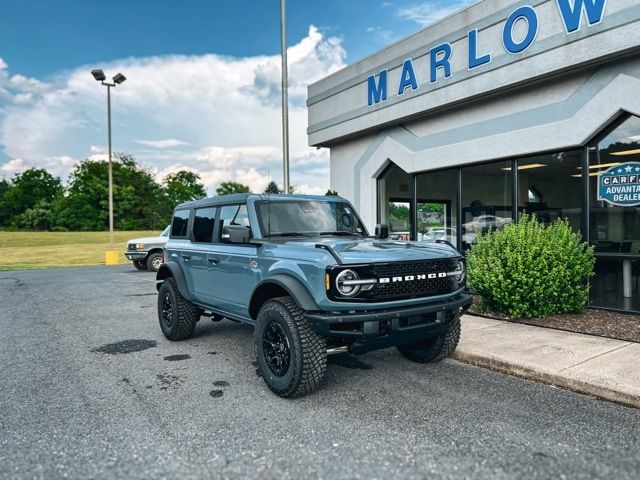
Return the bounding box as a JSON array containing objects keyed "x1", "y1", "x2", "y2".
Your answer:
[{"x1": 156, "y1": 194, "x2": 471, "y2": 397}]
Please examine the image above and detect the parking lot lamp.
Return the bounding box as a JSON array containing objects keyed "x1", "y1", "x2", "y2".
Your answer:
[{"x1": 91, "y1": 69, "x2": 126, "y2": 264}]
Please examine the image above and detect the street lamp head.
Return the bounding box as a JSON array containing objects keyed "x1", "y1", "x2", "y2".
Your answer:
[
  {"x1": 112, "y1": 73, "x2": 126, "y2": 85},
  {"x1": 91, "y1": 69, "x2": 106, "y2": 82}
]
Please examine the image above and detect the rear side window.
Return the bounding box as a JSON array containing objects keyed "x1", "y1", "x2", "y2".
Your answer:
[
  {"x1": 192, "y1": 207, "x2": 216, "y2": 243},
  {"x1": 170, "y1": 210, "x2": 190, "y2": 238}
]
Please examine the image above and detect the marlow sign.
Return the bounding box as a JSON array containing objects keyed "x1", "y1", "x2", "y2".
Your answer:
[
  {"x1": 598, "y1": 162, "x2": 640, "y2": 207},
  {"x1": 367, "y1": 0, "x2": 607, "y2": 106}
]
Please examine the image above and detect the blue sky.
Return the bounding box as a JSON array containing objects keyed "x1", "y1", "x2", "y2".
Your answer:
[{"x1": 0, "y1": 0, "x2": 474, "y2": 194}]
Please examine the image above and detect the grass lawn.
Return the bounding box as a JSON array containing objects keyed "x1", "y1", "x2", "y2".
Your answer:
[{"x1": 0, "y1": 231, "x2": 161, "y2": 270}]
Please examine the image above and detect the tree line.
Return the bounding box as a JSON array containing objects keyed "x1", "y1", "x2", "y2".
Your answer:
[
  {"x1": 0, "y1": 156, "x2": 340, "y2": 232},
  {"x1": 0, "y1": 154, "x2": 206, "y2": 231}
]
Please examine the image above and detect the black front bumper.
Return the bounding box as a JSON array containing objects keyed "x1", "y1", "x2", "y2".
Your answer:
[{"x1": 306, "y1": 294, "x2": 472, "y2": 354}]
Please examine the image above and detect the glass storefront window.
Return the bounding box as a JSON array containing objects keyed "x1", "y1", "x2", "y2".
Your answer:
[
  {"x1": 461, "y1": 161, "x2": 512, "y2": 251},
  {"x1": 588, "y1": 114, "x2": 640, "y2": 312},
  {"x1": 416, "y1": 169, "x2": 458, "y2": 247},
  {"x1": 378, "y1": 163, "x2": 412, "y2": 240},
  {"x1": 516, "y1": 150, "x2": 582, "y2": 232}
]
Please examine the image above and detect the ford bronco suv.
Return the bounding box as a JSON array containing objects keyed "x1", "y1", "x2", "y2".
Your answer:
[
  {"x1": 125, "y1": 225, "x2": 170, "y2": 272},
  {"x1": 156, "y1": 194, "x2": 471, "y2": 398}
]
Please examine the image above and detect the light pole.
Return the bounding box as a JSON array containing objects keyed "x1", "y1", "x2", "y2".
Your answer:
[
  {"x1": 280, "y1": 0, "x2": 290, "y2": 194},
  {"x1": 91, "y1": 69, "x2": 126, "y2": 264}
]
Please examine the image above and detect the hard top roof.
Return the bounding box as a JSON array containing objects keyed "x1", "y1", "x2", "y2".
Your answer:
[{"x1": 174, "y1": 193, "x2": 346, "y2": 210}]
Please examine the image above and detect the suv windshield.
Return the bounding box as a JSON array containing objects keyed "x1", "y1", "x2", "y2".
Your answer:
[{"x1": 256, "y1": 200, "x2": 368, "y2": 237}]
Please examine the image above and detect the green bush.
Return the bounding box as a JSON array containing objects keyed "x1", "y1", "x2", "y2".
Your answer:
[{"x1": 467, "y1": 214, "x2": 595, "y2": 318}]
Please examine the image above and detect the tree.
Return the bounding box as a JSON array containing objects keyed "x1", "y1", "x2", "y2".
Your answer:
[
  {"x1": 2, "y1": 168, "x2": 63, "y2": 226},
  {"x1": 0, "y1": 178, "x2": 10, "y2": 226},
  {"x1": 264, "y1": 181, "x2": 282, "y2": 194},
  {"x1": 164, "y1": 171, "x2": 207, "y2": 206},
  {"x1": 56, "y1": 153, "x2": 168, "y2": 231},
  {"x1": 216, "y1": 181, "x2": 250, "y2": 196},
  {"x1": 325, "y1": 189, "x2": 338, "y2": 196}
]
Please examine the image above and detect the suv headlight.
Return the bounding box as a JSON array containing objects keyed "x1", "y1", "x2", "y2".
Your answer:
[{"x1": 335, "y1": 269, "x2": 361, "y2": 297}]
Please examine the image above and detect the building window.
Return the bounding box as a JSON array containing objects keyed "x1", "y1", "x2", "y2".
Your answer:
[
  {"x1": 516, "y1": 150, "x2": 583, "y2": 232},
  {"x1": 461, "y1": 161, "x2": 512, "y2": 251},
  {"x1": 588, "y1": 114, "x2": 640, "y2": 312},
  {"x1": 416, "y1": 169, "x2": 458, "y2": 247}
]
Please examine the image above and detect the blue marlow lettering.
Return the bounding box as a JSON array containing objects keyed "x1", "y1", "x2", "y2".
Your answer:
[
  {"x1": 367, "y1": 69, "x2": 388, "y2": 106},
  {"x1": 430, "y1": 43, "x2": 452, "y2": 83},
  {"x1": 555, "y1": 0, "x2": 607, "y2": 33},
  {"x1": 468, "y1": 29, "x2": 491, "y2": 69},
  {"x1": 397, "y1": 58, "x2": 419, "y2": 96},
  {"x1": 503, "y1": 5, "x2": 539, "y2": 54}
]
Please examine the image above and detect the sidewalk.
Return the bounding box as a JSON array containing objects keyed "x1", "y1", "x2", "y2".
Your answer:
[{"x1": 454, "y1": 314, "x2": 640, "y2": 409}]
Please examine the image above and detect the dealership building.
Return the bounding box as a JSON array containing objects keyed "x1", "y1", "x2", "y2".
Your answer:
[{"x1": 307, "y1": 0, "x2": 640, "y2": 312}]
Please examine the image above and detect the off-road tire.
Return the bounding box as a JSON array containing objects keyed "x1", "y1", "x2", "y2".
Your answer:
[
  {"x1": 132, "y1": 260, "x2": 147, "y2": 271},
  {"x1": 255, "y1": 296, "x2": 327, "y2": 398},
  {"x1": 157, "y1": 278, "x2": 199, "y2": 341},
  {"x1": 397, "y1": 315, "x2": 461, "y2": 363},
  {"x1": 147, "y1": 252, "x2": 163, "y2": 272}
]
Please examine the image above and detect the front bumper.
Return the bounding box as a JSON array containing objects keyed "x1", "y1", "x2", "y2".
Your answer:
[
  {"x1": 125, "y1": 252, "x2": 147, "y2": 260},
  {"x1": 306, "y1": 294, "x2": 472, "y2": 354}
]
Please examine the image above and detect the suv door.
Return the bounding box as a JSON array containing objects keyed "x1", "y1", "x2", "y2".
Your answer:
[
  {"x1": 206, "y1": 204, "x2": 259, "y2": 317},
  {"x1": 166, "y1": 208, "x2": 193, "y2": 285},
  {"x1": 188, "y1": 206, "x2": 218, "y2": 305}
]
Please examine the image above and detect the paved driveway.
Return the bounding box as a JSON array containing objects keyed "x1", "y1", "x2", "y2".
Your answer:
[{"x1": 1, "y1": 266, "x2": 639, "y2": 479}]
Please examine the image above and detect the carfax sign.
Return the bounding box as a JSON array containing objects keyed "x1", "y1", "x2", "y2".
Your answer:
[{"x1": 597, "y1": 162, "x2": 640, "y2": 207}]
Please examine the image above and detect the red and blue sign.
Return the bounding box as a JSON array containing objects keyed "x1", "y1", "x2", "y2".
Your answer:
[{"x1": 597, "y1": 162, "x2": 640, "y2": 207}]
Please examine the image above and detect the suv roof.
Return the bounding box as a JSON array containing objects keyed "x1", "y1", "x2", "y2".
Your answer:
[{"x1": 175, "y1": 193, "x2": 346, "y2": 210}]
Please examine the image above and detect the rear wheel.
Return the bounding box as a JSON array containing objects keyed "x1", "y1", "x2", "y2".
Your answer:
[
  {"x1": 132, "y1": 260, "x2": 147, "y2": 271},
  {"x1": 255, "y1": 296, "x2": 327, "y2": 398},
  {"x1": 157, "y1": 278, "x2": 199, "y2": 340},
  {"x1": 147, "y1": 252, "x2": 163, "y2": 272},
  {"x1": 397, "y1": 315, "x2": 461, "y2": 363}
]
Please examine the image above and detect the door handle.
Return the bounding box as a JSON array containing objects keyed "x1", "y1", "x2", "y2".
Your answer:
[
  {"x1": 208, "y1": 256, "x2": 220, "y2": 264},
  {"x1": 181, "y1": 254, "x2": 191, "y2": 260}
]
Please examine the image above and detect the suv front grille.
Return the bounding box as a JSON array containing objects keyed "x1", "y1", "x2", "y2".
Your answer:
[
  {"x1": 370, "y1": 259, "x2": 458, "y2": 301},
  {"x1": 327, "y1": 258, "x2": 460, "y2": 302}
]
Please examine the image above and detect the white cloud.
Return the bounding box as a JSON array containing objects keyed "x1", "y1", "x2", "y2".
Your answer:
[
  {"x1": 395, "y1": 1, "x2": 475, "y2": 27},
  {"x1": 0, "y1": 25, "x2": 344, "y2": 194},
  {"x1": 135, "y1": 138, "x2": 188, "y2": 148},
  {"x1": 1, "y1": 158, "x2": 24, "y2": 173}
]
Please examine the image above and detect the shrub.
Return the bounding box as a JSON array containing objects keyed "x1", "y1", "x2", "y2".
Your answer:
[{"x1": 467, "y1": 214, "x2": 595, "y2": 318}]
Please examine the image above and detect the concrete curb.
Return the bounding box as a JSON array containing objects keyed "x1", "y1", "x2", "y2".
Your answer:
[{"x1": 453, "y1": 349, "x2": 640, "y2": 410}]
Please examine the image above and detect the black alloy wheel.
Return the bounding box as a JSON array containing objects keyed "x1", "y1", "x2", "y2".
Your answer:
[
  {"x1": 262, "y1": 321, "x2": 291, "y2": 377},
  {"x1": 161, "y1": 292, "x2": 174, "y2": 330}
]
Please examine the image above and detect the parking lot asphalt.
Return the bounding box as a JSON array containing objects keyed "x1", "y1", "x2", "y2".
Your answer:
[{"x1": 1, "y1": 266, "x2": 639, "y2": 479}]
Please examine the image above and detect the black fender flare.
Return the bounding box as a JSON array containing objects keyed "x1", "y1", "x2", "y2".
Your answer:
[
  {"x1": 249, "y1": 274, "x2": 320, "y2": 318},
  {"x1": 156, "y1": 261, "x2": 192, "y2": 301}
]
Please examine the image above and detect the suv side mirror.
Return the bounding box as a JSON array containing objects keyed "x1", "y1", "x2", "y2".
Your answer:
[
  {"x1": 222, "y1": 225, "x2": 251, "y2": 244},
  {"x1": 375, "y1": 224, "x2": 389, "y2": 239}
]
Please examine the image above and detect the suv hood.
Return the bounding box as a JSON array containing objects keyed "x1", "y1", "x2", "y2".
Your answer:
[
  {"x1": 278, "y1": 237, "x2": 459, "y2": 264},
  {"x1": 126, "y1": 236, "x2": 168, "y2": 245}
]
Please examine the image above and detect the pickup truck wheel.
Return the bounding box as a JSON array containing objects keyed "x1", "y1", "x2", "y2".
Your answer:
[
  {"x1": 397, "y1": 315, "x2": 461, "y2": 363},
  {"x1": 147, "y1": 252, "x2": 163, "y2": 272},
  {"x1": 255, "y1": 296, "x2": 327, "y2": 398},
  {"x1": 157, "y1": 278, "x2": 199, "y2": 341},
  {"x1": 132, "y1": 260, "x2": 147, "y2": 271}
]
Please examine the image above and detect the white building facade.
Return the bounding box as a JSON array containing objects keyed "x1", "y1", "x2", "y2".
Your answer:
[{"x1": 308, "y1": 0, "x2": 640, "y2": 312}]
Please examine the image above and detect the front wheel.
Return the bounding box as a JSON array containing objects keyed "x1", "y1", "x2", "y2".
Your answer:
[
  {"x1": 397, "y1": 315, "x2": 461, "y2": 363},
  {"x1": 147, "y1": 252, "x2": 163, "y2": 272},
  {"x1": 255, "y1": 297, "x2": 327, "y2": 398}
]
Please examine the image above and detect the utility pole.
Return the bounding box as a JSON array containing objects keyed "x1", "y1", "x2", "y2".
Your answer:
[{"x1": 280, "y1": 0, "x2": 290, "y2": 194}]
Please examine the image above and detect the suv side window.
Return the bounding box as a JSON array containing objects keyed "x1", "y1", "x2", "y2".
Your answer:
[
  {"x1": 170, "y1": 209, "x2": 190, "y2": 238},
  {"x1": 192, "y1": 207, "x2": 216, "y2": 243},
  {"x1": 216, "y1": 204, "x2": 251, "y2": 242}
]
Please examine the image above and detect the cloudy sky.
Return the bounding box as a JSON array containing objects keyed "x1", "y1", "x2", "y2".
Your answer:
[{"x1": 0, "y1": 0, "x2": 474, "y2": 195}]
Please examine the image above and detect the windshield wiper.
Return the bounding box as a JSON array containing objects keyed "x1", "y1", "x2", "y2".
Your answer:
[{"x1": 318, "y1": 231, "x2": 364, "y2": 237}]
